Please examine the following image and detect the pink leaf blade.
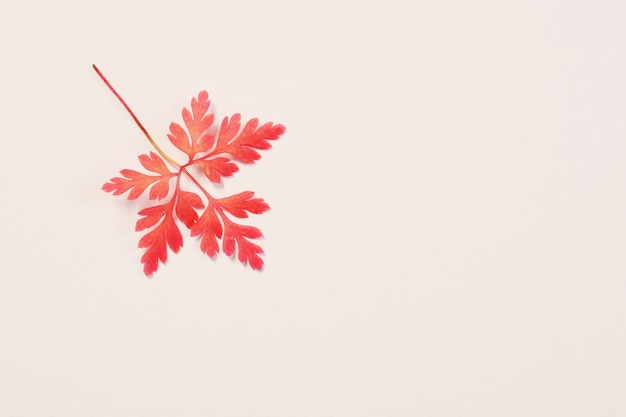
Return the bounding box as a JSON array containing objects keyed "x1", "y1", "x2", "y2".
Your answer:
[
  {"x1": 223, "y1": 120, "x2": 286, "y2": 164},
  {"x1": 139, "y1": 152, "x2": 172, "y2": 175},
  {"x1": 222, "y1": 222, "x2": 265, "y2": 270},
  {"x1": 167, "y1": 122, "x2": 192, "y2": 157},
  {"x1": 103, "y1": 169, "x2": 167, "y2": 201},
  {"x1": 138, "y1": 206, "x2": 183, "y2": 276},
  {"x1": 175, "y1": 190, "x2": 205, "y2": 229},
  {"x1": 217, "y1": 191, "x2": 270, "y2": 218},
  {"x1": 136, "y1": 204, "x2": 168, "y2": 232},
  {"x1": 191, "y1": 207, "x2": 223, "y2": 258},
  {"x1": 216, "y1": 114, "x2": 242, "y2": 148},
  {"x1": 182, "y1": 91, "x2": 215, "y2": 156},
  {"x1": 195, "y1": 157, "x2": 239, "y2": 183},
  {"x1": 98, "y1": 77, "x2": 286, "y2": 275}
]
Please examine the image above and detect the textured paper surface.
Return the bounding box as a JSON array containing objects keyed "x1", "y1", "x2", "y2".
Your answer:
[{"x1": 1, "y1": 0, "x2": 626, "y2": 416}]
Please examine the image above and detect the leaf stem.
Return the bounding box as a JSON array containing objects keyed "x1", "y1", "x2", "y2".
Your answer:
[
  {"x1": 181, "y1": 166, "x2": 215, "y2": 203},
  {"x1": 181, "y1": 166, "x2": 232, "y2": 225},
  {"x1": 92, "y1": 64, "x2": 181, "y2": 168}
]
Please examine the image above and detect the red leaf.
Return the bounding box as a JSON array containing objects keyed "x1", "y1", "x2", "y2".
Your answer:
[
  {"x1": 218, "y1": 191, "x2": 270, "y2": 218},
  {"x1": 175, "y1": 190, "x2": 204, "y2": 229},
  {"x1": 102, "y1": 153, "x2": 173, "y2": 200},
  {"x1": 222, "y1": 222, "x2": 264, "y2": 270},
  {"x1": 137, "y1": 201, "x2": 182, "y2": 276},
  {"x1": 167, "y1": 91, "x2": 216, "y2": 158},
  {"x1": 224, "y1": 119, "x2": 285, "y2": 163},
  {"x1": 167, "y1": 122, "x2": 192, "y2": 157},
  {"x1": 190, "y1": 207, "x2": 223, "y2": 258},
  {"x1": 196, "y1": 157, "x2": 239, "y2": 183},
  {"x1": 136, "y1": 204, "x2": 168, "y2": 231},
  {"x1": 182, "y1": 90, "x2": 215, "y2": 155},
  {"x1": 189, "y1": 113, "x2": 286, "y2": 181},
  {"x1": 95, "y1": 65, "x2": 286, "y2": 275},
  {"x1": 215, "y1": 113, "x2": 242, "y2": 148},
  {"x1": 139, "y1": 152, "x2": 171, "y2": 175}
]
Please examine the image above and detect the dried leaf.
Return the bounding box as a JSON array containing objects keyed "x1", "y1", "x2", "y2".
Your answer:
[{"x1": 95, "y1": 65, "x2": 285, "y2": 276}]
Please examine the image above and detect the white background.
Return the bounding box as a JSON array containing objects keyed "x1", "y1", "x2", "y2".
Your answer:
[{"x1": 1, "y1": 0, "x2": 626, "y2": 415}]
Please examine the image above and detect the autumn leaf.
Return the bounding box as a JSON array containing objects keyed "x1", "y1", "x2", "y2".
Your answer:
[
  {"x1": 202, "y1": 114, "x2": 286, "y2": 164},
  {"x1": 136, "y1": 200, "x2": 182, "y2": 276},
  {"x1": 95, "y1": 65, "x2": 285, "y2": 276},
  {"x1": 195, "y1": 157, "x2": 239, "y2": 183},
  {"x1": 175, "y1": 190, "x2": 204, "y2": 229},
  {"x1": 102, "y1": 152, "x2": 174, "y2": 200},
  {"x1": 222, "y1": 221, "x2": 265, "y2": 271},
  {"x1": 218, "y1": 192, "x2": 269, "y2": 218},
  {"x1": 190, "y1": 206, "x2": 223, "y2": 259}
]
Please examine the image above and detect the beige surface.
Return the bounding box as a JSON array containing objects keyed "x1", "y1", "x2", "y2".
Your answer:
[{"x1": 1, "y1": 0, "x2": 626, "y2": 416}]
